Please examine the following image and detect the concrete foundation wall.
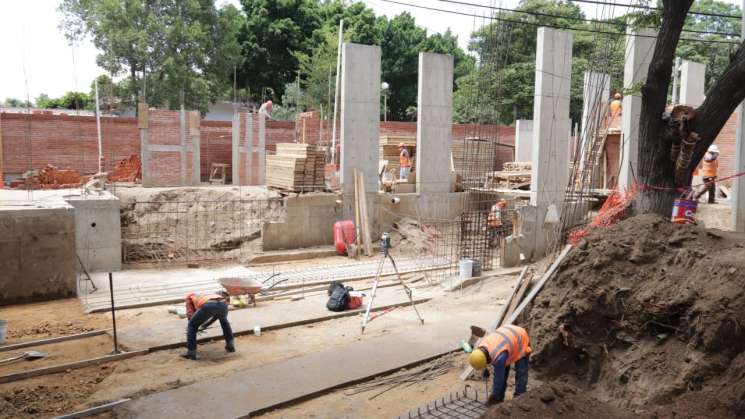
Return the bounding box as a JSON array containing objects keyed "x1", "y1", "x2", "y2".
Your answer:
[
  {"x1": 0, "y1": 204, "x2": 76, "y2": 305},
  {"x1": 375, "y1": 192, "x2": 467, "y2": 233},
  {"x1": 65, "y1": 192, "x2": 122, "y2": 273},
  {"x1": 262, "y1": 194, "x2": 340, "y2": 251}
]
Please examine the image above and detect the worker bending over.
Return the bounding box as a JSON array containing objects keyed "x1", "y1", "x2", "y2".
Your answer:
[
  {"x1": 399, "y1": 143, "x2": 412, "y2": 180},
  {"x1": 259, "y1": 100, "x2": 273, "y2": 120},
  {"x1": 182, "y1": 291, "x2": 235, "y2": 360},
  {"x1": 487, "y1": 200, "x2": 509, "y2": 248},
  {"x1": 468, "y1": 325, "x2": 532, "y2": 405}
]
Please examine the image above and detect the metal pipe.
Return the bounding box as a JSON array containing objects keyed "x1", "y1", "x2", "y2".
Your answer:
[
  {"x1": 108, "y1": 272, "x2": 121, "y2": 354},
  {"x1": 330, "y1": 19, "x2": 344, "y2": 165},
  {"x1": 95, "y1": 78, "x2": 103, "y2": 174}
]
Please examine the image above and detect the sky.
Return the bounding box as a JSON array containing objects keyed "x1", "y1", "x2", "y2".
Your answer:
[{"x1": 0, "y1": 0, "x2": 741, "y2": 102}]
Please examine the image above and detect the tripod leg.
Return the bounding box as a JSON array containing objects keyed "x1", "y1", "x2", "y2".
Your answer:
[
  {"x1": 361, "y1": 255, "x2": 387, "y2": 334},
  {"x1": 387, "y1": 254, "x2": 424, "y2": 325}
]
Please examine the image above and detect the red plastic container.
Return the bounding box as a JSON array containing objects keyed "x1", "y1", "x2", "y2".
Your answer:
[{"x1": 334, "y1": 220, "x2": 356, "y2": 255}]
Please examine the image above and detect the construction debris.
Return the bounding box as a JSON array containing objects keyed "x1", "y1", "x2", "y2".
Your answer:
[
  {"x1": 484, "y1": 161, "x2": 532, "y2": 189},
  {"x1": 108, "y1": 155, "x2": 142, "y2": 183},
  {"x1": 10, "y1": 165, "x2": 84, "y2": 189},
  {"x1": 266, "y1": 143, "x2": 325, "y2": 192}
]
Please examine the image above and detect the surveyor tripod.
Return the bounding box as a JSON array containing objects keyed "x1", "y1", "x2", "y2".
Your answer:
[{"x1": 360, "y1": 232, "x2": 425, "y2": 334}]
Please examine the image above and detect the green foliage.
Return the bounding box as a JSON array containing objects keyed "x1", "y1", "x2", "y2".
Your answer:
[
  {"x1": 60, "y1": 0, "x2": 243, "y2": 112},
  {"x1": 35, "y1": 91, "x2": 93, "y2": 110},
  {"x1": 2, "y1": 98, "x2": 32, "y2": 108}
]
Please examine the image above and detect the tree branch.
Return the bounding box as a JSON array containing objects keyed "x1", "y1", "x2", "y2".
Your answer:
[{"x1": 690, "y1": 41, "x2": 745, "y2": 171}]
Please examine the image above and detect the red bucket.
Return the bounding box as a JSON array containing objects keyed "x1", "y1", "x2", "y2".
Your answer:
[{"x1": 671, "y1": 198, "x2": 697, "y2": 224}]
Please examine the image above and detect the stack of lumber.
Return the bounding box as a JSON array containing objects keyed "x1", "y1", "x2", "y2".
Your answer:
[
  {"x1": 379, "y1": 135, "x2": 416, "y2": 174},
  {"x1": 266, "y1": 143, "x2": 325, "y2": 192},
  {"x1": 485, "y1": 161, "x2": 532, "y2": 189},
  {"x1": 451, "y1": 138, "x2": 497, "y2": 178}
]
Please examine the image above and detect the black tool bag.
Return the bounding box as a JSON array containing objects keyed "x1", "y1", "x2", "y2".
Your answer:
[{"x1": 326, "y1": 281, "x2": 351, "y2": 312}]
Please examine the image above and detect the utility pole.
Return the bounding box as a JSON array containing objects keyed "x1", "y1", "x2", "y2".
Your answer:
[
  {"x1": 95, "y1": 78, "x2": 103, "y2": 174},
  {"x1": 331, "y1": 19, "x2": 344, "y2": 165}
]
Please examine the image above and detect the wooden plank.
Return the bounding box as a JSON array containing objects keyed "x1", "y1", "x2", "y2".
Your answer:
[
  {"x1": 492, "y1": 266, "x2": 529, "y2": 328},
  {"x1": 0, "y1": 330, "x2": 108, "y2": 352},
  {"x1": 357, "y1": 171, "x2": 373, "y2": 256},
  {"x1": 0, "y1": 350, "x2": 148, "y2": 384},
  {"x1": 53, "y1": 399, "x2": 131, "y2": 419},
  {"x1": 354, "y1": 170, "x2": 362, "y2": 252},
  {"x1": 503, "y1": 270, "x2": 532, "y2": 324}
]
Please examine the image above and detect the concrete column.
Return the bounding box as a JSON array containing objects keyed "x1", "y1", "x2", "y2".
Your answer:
[
  {"x1": 581, "y1": 71, "x2": 610, "y2": 135},
  {"x1": 179, "y1": 106, "x2": 187, "y2": 185},
  {"x1": 732, "y1": 0, "x2": 745, "y2": 232},
  {"x1": 618, "y1": 26, "x2": 657, "y2": 190},
  {"x1": 515, "y1": 120, "x2": 533, "y2": 162},
  {"x1": 340, "y1": 43, "x2": 381, "y2": 204},
  {"x1": 247, "y1": 114, "x2": 254, "y2": 184},
  {"x1": 190, "y1": 111, "x2": 201, "y2": 185},
  {"x1": 416, "y1": 52, "x2": 453, "y2": 194},
  {"x1": 137, "y1": 103, "x2": 151, "y2": 187},
  {"x1": 258, "y1": 112, "x2": 266, "y2": 185},
  {"x1": 231, "y1": 111, "x2": 240, "y2": 184},
  {"x1": 530, "y1": 27, "x2": 573, "y2": 210},
  {"x1": 679, "y1": 60, "x2": 706, "y2": 106}
]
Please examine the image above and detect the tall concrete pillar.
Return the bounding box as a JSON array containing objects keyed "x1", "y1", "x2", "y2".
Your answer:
[
  {"x1": 258, "y1": 113, "x2": 266, "y2": 185},
  {"x1": 530, "y1": 27, "x2": 573, "y2": 210},
  {"x1": 231, "y1": 111, "x2": 240, "y2": 184},
  {"x1": 515, "y1": 120, "x2": 533, "y2": 162},
  {"x1": 340, "y1": 43, "x2": 381, "y2": 205},
  {"x1": 416, "y1": 52, "x2": 453, "y2": 194},
  {"x1": 581, "y1": 71, "x2": 610, "y2": 135},
  {"x1": 618, "y1": 26, "x2": 656, "y2": 190},
  {"x1": 138, "y1": 103, "x2": 151, "y2": 186},
  {"x1": 732, "y1": 2, "x2": 745, "y2": 232},
  {"x1": 679, "y1": 60, "x2": 706, "y2": 106}
]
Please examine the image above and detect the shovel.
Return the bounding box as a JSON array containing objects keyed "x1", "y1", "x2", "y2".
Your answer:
[{"x1": 0, "y1": 351, "x2": 47, "y2": 366}]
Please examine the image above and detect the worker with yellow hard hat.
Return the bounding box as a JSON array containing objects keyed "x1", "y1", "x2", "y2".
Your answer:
[{"x1": 468, "y1": 325, "x2": 532, "y2": 405}]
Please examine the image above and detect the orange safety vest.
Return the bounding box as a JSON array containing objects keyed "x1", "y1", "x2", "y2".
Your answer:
[
  {"x1": 609, "y1": 99, "x2": 622, "y2": 117},
  {"x1": 188, "y1": 293, "x2": 223, "y2": 310},
  {"x1": 702, "y1": 159, "x2": 718, "y2": 178},
  {"x1": 479, "y1": 325, "x2": 532, "y2": 366},
  {"x1": 400, "y1": 149, "x2": 411, "y2": 167}
]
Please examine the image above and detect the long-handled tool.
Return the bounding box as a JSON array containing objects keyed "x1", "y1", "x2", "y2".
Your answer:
[
  {"x1": 0, "y1": 351, "x2": 47, "y2": 366},
  {"x1": 361, "y1": 232, "x2": 424, "y2": 334}
]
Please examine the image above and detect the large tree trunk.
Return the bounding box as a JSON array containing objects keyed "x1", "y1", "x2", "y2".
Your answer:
[
  {"x1": 635, "y1": 0, "x2": 693, "y2": 215},
  {"x1": 635, "y1": 1, "x2": 745, "y2": 216}
]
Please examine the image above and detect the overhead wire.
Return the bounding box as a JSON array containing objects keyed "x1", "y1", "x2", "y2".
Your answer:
[
  {"x1": 435, "y1": 0, "x2": 741, "y2": 37},
  {"x1": 377, "y1": 0, "x2": 741, "y2": 45},
  {"x1": 571, "y1": 0, "x2": 742, "y2": 20}
]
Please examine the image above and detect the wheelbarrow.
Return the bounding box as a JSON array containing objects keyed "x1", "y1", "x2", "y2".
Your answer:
[{"x1": 218, "y1": 277, "x2": 265, "y2": 307}]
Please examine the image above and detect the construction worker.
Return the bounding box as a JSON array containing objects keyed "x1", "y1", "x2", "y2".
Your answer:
[
  {"x1": 487, "y1": 200, "x2": 508, "y2": 247},
  {"x1": 182, "y1": 291, "x2": 234, "y2": 360},
  {"x1": 694, "y1": 144, "x2": 720, "y2": 204},
  {"x1": 399, "y1": 143, "x2": 412, "y2": 180},
  {"x1": 468, "y1": 325, "x2": 532, "y2": 405},
  {"x1": 609, "y1": 92, "x2": 622, "y2": 117},
  {"x1": 259, "y1": 100, "x2": 273, "y2": 120}
]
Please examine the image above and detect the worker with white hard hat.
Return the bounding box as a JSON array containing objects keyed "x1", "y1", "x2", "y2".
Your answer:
[{"x1": 694, "y1": 144, "x2": 720, "y2": 204}]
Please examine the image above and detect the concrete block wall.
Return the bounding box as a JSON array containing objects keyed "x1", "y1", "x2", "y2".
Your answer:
[
  {"x1": 65, "y1": 192, "x2": 122, "y2": 273},
  {"x1": 0, "y1": 204, "x2": 76, "y2": 305},
  {"x1": 262, "y1": 194, "x2": 340, "y2": 250}
]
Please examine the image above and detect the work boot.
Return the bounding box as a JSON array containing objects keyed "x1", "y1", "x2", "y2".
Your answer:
[
  {"x1": 225, "y1": 340, "x2": 236, "y2": 353},
  {"x1": 181, "y1": 349, "x2": 197, "y2": 360}
]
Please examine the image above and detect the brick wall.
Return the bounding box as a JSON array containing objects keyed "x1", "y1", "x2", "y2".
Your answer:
[{"x1": 714, "y1": 113, "x2": 737, "y2": 183}]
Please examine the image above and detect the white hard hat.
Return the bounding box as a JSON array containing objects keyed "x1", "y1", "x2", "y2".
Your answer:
[{"x1": 708, "y1": 144, "x2": 720, "y2": 154}]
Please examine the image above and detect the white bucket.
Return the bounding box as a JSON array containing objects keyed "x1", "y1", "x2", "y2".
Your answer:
[
  {"x1": 459, "y1": 259, "x2": 474, "y2": 279},
  {"x1": 0, "y1": 320, "x2": 7, "y2": 344},
  {"x1": 253, "y1": 325, "x2": 261, "y2": 337}
]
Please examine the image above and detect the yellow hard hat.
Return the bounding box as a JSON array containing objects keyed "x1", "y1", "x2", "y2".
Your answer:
[{"x1": 468, "y1": 348, "x2": 488, "y2": 370}]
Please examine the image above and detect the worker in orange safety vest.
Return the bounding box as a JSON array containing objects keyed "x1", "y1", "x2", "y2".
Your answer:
[
  {"x1": 694, "y1": 144, "x2": 719, "y2": 204},
  {"x1": 468, "y1": 325, "x2": 532, "y2": 405},
  {"x1": 182, "y1": 291, "x2": 234, "y2": 360},
  {"x1": 399, "y1": 143, "x2": 412, "y2": 180},
  {"x1": 487, "y1": 200, "x2": 509, "y2": 248}
]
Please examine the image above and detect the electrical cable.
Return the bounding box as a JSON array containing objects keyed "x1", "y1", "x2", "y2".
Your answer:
[
  {"x1": 571, "y1": 0, "x2": 742, "y2": 20},
  {"x1": 436, "y1": 0, "x2": 740, "y2": 37},
  {"x1": 378, "y1": 0, "x2": 741, "y2": 45}
]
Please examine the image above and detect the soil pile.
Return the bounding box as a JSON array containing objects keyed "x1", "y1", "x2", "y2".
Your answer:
[
  {"x1": 388, "y1": 217, "x2": 440, "y2": 256},
  {"x1": 484, "y1": 383, "x2": 629, "y2": 418},
  {"x1": 523, "y1": 214, "x2": 745, "y2": 416}
]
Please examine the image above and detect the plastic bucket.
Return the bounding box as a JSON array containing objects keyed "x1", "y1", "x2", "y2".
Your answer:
[
  {"x1": 471, "y1": 260, "x2": 482, "y2": 277},
  {"x1": 459, "y1": 259, "x2": 474, "y2": 279},
  {"x1": 0, "y1": 320, "x2": 7, "y2": 344},
  {"x1": 672, "y1": 198, "x2": 697, "y2": 224}
]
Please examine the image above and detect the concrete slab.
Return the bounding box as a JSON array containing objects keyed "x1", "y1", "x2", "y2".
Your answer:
[
  {"x1": 115, "y1": 286, "x2": 432, "y2": 351},
  {"x1": 115, "y1": 310, "x2": 491, "y2": 418}
]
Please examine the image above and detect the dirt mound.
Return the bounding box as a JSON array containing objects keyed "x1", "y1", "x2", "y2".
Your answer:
[
  {"x1": 388, "y1": 218, "x2": 440, "y2": 256},
  {"x1": 484, "y1": 383, "x2": 629, "y2": 418},
  {"x1": 524, "y1": 214, "x2": 745, "y2": 416}
]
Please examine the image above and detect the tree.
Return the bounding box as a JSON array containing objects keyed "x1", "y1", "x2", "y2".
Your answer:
[
  {"x1": 636, "y1": 0, "x2": 745, "y2": 215},
  {"x1": 60, "y1": 0, "x2": 243, "y2": 111},
  {"x1": 2, "y1": 98, "x2": 32, "y2": 108},
  {"x1": 237, "y1": 0, "x2": 322, "y2": 103},
  {"x1": 35, "y1": 92, "x2": 92, "y2": 110}
]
